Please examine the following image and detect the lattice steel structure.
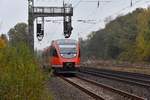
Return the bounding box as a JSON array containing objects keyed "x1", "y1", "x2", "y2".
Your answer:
[{"x1": 28, "y1": 0, "x2": 73, "y2": 50}]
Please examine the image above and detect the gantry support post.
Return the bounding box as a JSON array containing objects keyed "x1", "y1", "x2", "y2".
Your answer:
[{"x1": 28, "y1": 0, "x2": 34, "y2": 50}]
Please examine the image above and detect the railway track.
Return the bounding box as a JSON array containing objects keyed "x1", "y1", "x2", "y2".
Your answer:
[
  {"x1": 60, "y1": 76, "x2": 105, "y2": 100},
  {"x1": 79, "y1": 67, "x2": 150, "y2": 88},
  {"x1": 60, "y1": 76, "x2": 146, "y2": 100}
]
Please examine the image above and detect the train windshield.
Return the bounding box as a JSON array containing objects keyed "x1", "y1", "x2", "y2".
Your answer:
[
  {"x1": 59, "y1": 45, "x2": 77, "y2": 54},
  {"x1": 56, "y1": 39, "x2": 78, "y2": 58},
  {"x1": 59, "y1": 44, "x2": 77, "y2": 58}
]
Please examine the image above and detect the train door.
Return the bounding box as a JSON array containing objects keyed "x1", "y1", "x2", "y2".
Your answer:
[{"x1": 51, "y1": 46, "x2": 59, "y2": 65}]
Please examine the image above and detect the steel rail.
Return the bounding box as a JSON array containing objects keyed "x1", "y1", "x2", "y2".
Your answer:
[
  {"x1": 60, "y1": 76, "x2": 105, "y2": 100},
  {"x1": 80, "y1": 70, "x2": 150, "y2": 88},
  {"x1": 82, "y1": 68, "x2": 150, "y2": 84},
  {"x1": 76, "y1": 76, "x2": 146, "y2": 100}
]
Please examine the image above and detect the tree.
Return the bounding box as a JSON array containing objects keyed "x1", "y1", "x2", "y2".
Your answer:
[
  {"x1": 1, "y1": 34, "x2": 8, "y2": 43},
  {"x1": 0, "y1": 34, "x2": 7, "y2": 48},
  {"x1": 81, "y1": 8, "x2": 148, "y2": 62},
  {"x1": 8, "y1": 23, "x2": 29, "y2": 46},
  {"x1": 0, "y1": 38, "x2": 5, "y2": 48},
  {"x1": 136, "y1": 9, "x2": 150, "y2": 61}
]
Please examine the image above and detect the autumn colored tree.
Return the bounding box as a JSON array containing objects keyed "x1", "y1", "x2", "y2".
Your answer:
[
  {"x1": 81, "y1": 8, "x2": 150, "y2": 62},
  {"x1": 0, "y1": 34, "x2": 7, "y2": 48},
  {"x1": 136, "y1": 9, "x2": 150, "y2": 61}
]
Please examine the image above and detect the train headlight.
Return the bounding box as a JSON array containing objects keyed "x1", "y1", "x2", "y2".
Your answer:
[{"x1": 73, "y1": 54, "x2": 77, "y2": 57}]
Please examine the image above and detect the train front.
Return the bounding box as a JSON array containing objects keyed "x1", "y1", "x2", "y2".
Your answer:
[{"x1": 53, "y1": 39, "x2": 80, "y2": 74}]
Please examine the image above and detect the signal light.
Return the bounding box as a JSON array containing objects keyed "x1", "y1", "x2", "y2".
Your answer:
[
  {"x1": 36, "y1": 23, "x2": 44, "y2": 41},
  {"x1": 37, "y1": 24, "x2": 42, "y2": 33}
]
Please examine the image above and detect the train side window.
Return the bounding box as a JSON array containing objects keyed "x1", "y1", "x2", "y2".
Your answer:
[
  {"x1": 50, "y1": 48, "x2": 53, "y2": 56},
  {"x1": 53, "y1": 48, "x2": 58, "y2": 57}
]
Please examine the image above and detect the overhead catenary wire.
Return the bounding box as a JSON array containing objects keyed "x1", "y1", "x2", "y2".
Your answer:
[
  {"x1": 73, "y1": 0, "x2": 82, "y2": 8},
  {"x1": 100, "y1": 0, "x2": 148, "y2": 23},
  {"x1": 34, "y1": 0, "x2": 150, "y2": 39},
  {"x1": 77, "y1": 0, "x2": 111, "y2": 3},
  {"x1": 37, "y1": 0, "x2": 150, "y2": 30},
  {"x1": 74, "y1": 0, "x2": 146, "y2": 23},
  {"x1": 79, "y1": 0, "x2": 150, "y2": 37},
  {"x1": 73, "y1": 0, "x2": 111, "y2": 8},
  {"x1": 67, "y1": 0, "x2": 71, "y2": 3},
  {"x1": 113, "y1": 0, "x2": 145, "y2": 16},
  {"x1": 37, "y1": 19, "x2": 97, "y2": 24}
]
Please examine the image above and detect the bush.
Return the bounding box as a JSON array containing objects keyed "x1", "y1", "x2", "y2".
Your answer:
[{"x1": 0, "y1": 43, "x2": 52, "y2": 100}]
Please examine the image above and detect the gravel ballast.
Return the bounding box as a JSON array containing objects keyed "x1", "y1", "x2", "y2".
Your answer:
[{"x1": 47, "y1": 76, "x2": 94, "y2": 100}]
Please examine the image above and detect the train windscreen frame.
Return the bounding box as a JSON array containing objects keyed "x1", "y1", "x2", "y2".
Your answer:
[{"x1": 56, "y1": 39, "x2": 78, "y2": 58}]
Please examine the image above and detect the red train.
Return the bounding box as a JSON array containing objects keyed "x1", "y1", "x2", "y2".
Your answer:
[{"x1": 42, "y1": 39, "x2": 80, "y2": 74}]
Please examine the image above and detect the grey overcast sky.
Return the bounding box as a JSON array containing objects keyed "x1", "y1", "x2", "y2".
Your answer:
[{"x1": 0, "y1": 0, "x2": 150, "y2": 50}]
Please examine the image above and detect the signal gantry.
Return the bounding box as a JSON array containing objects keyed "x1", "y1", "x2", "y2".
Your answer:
[{"x1": 28, "y1": 0, "x2": 73, "y2": 49}]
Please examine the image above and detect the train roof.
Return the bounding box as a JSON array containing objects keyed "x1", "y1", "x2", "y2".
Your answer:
[{"x1": 54, "y1": 39, "x2": 77, "y2": 45}]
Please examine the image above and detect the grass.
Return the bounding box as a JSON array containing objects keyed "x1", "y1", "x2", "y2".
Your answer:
[{"x1": 0, "y1": 43, "x2": 53, "y2": 100}]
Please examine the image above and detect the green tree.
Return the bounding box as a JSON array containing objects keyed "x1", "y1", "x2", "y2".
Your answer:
[
  {"x1": 0, "y1": 43, "x2": 52, "y2": 100},
  {"x1": 81, "y1": 8, "x2": 146, "y2": 61},
  {"x1": 8, "y1": 23, "x2": 30, "y2": 46}
]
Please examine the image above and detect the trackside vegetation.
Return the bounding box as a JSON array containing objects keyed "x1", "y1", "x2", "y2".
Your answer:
[
  {"x1": 81, "y1": 8, "x2": 150, "y2": 62},
  {"x1": 0, "y1": 42, "x2": 52, "y2": 100}
]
